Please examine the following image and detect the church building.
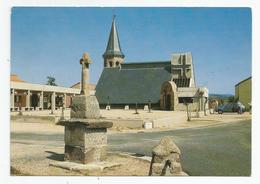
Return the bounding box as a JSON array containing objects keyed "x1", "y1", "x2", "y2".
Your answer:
[{"x1": 95, "y1": 17, "x2": 209, "y2": 111}]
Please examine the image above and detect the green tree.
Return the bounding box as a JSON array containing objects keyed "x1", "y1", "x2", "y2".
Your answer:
[
  {"x1": 46, "y1": 76, "x2": 57, "y2": 86},
  {"x1": 228, "y1": 96, "x2": 238, "y2": 103}
]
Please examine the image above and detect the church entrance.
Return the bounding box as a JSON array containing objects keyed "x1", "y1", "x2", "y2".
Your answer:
[
  {"x1": 165, "y1": 94, "x2": 171, "y2": 110},
  {"x1": 160, "y1": 81, "x2": 178, "y2": 111}
]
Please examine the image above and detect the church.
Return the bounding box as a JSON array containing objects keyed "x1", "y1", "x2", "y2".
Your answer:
[{"x1": 95, "y1": 17, "x2": 209, "y2": 111}]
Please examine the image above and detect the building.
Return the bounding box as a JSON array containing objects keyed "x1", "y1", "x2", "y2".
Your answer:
[
  {"x1": 235, "y1": 76, "x2": 252, "y2": 110},
  {"x1": 10, "y1": 75, "x2": 95, "y2": 112},
  {"x1": 95, "y1": 17, "x2": 209, "y2": 111}
]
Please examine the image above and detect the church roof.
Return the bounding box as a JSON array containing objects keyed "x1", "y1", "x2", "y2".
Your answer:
[
  {"x1": 103, "y1": 16, "x2": 124, "y2": 58},
  {"x1": 95, "y1": 61, "x2": 172, "y2": 104}
]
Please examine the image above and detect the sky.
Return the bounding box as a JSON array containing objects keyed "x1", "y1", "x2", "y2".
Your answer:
[{"x1": 11, "y1": 7, "x2": 251, "y2": 94}]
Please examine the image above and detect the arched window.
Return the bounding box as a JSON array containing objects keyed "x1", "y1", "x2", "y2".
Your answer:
[
  {"x1": 116, "y1": 61, "x2": 120, "y2": 67},
  {"x1": 109, "y1": 61, "x2": 113, "y2": 67}
]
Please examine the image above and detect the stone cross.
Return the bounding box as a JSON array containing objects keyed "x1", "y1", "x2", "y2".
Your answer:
[
  {"x1": 171, "y1": 55, "x2": 191, "y2": 79},
  {"x1": 80, "y1": 52, "x2": 92, "y2": 96},
  {"x1": 178, "y1": 57, "x2": 190, "y2": 78}
]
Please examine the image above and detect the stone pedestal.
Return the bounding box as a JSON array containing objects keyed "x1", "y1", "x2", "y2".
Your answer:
[
  {"x1": 58, "y1": 119, "x2": 113, "y2": 164},
  {"x1": 70, "y1": 95, "x2": 100, "y2": 119}
]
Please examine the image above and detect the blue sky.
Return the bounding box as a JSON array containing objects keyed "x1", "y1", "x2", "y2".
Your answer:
[{"x1": 11, "y1": 7, "x2": 251, "y2": 94}]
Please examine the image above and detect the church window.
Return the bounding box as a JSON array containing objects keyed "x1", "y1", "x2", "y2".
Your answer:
[
  {"x1": 109, "y1": 61, "x2": 113, "y2": 67},
  {"x1": 116, "y1": 61, "x2": 120, "y2": 66},
  {"x1": 178, "y1": 57, "x2": 182, "y2": 64},
  {"x1": 178, "y1": 97, "x2": 193, "y2": 103},
  {"x1": 186, "y1": 69, "x2": 191, "y2": 78},
  {"x1": 182, "y1": 55, "x2": 186, "y2": 63}
]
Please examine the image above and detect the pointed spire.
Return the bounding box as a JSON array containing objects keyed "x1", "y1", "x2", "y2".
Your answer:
[{"x1": 103, "y1": 15, "x2": 124, "y2": 58}]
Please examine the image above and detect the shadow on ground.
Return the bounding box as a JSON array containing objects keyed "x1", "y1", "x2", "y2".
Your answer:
[{"x1": 46, "y1": 151, "x2": 64, "y2": 161}]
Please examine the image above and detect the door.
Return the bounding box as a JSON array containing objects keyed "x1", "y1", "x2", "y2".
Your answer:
[{"x1": 166, "y1": 94, "x2": 171, "y2": 110}]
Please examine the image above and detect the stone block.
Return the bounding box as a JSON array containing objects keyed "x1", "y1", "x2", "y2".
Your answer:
[
  {"x1": 144, "y1": 121, "x2": 153, "y2": 129},
  {"x1": 59, "y1": 119, "x2": 113, "y2": 164},
  {"x1": 70, "y1": 95, "x2": 100, "y2": 119},
  {"x1": 151, "y1": 163, "x2": 163, "y2": 175},
  {"x1": 64, "y1": 145, "x2": 85, "y2": 163},
  {"x1": 149, "y1": 136, "x2": 187, "y2": 176},
  {"x1": 84, "y1": 128, "x2": 107, "y2": 148},
  {"x1": 65, "y1": 125, "x2": 85, "y2": 147}
]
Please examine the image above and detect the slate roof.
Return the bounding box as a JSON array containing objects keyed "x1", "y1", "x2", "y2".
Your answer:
[{"x1": 95, "y1": 61, "x2": 172, "y2": 104}]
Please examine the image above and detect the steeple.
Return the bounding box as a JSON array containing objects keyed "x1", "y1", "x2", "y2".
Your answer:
[{"x1": 103, "y1": 15, "x2": 125, "y2": 68}]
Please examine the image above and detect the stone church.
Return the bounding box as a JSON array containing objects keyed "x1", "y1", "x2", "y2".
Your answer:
[{"x1": 95, "y1": 17, "x2": 209, "y2": 111}]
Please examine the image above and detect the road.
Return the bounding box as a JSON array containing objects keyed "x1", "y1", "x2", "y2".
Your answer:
[{"x1": 11, "y1": 120, "x2": 251, "y2": 176}]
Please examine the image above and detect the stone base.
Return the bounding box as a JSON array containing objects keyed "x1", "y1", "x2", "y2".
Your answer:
[
  {"x1": 57, "y1": 119, "x2": 113, "y2": 164},
  {"x1": 50, "y1": 161, "x2": 121, "y2": 175},
  {"x1": 64, "y1": 145, "x2": 107, "y2": 164},
  {"x1": 70, "y1": 95, "x2": 100, "y2": 119}
]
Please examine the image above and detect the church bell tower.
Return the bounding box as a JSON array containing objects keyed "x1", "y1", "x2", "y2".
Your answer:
[{"x1": 103, "y1": 15, "x2": 125, "y2": 68}]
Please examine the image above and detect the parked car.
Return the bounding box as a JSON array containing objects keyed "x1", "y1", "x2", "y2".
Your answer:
[{"x1": 217, "y1": 101, "x2": 245, "y2": 114}]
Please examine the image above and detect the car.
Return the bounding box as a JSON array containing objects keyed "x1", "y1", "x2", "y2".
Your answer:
[{"x1": 217, "y1": 101, "x2": 245, "y2": 114}]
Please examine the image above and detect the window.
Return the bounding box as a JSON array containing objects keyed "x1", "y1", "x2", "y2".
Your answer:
[
  {"x1": 178, "y1": 97, "x2": 193, "y2": 103},
  {"x1": 116, "y1": 61, "x2": 120, "y2": 66},
  {"x1": 182, "y1": 55, "x2": 186, "y2": 63},
  {"x1": 178, "y1": 56, "x2": 182, "y2": 64},
  {"x1": 15, "y1": 95, "x2": 21, "y2": 103},
  {"x1": 109, "y1": 61, "x2": 113, "y2": 67}
]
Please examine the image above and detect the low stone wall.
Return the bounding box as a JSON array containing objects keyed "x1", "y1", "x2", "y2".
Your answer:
[
  {"x1": 106, "y1": 118, "x2": 144, "y2": 129},
  {"x1": 10, "y1": 109, "x2": 71, "y2": 123},
  {"x1": 152, "y1": 112, "x2": 187, "y2": 128},
  {"x1": 176, "y1": 103, "x2": 198, "y2": 111},
  {"x1": 11, "y1": 115, "x2": 57, "y2": 124}
]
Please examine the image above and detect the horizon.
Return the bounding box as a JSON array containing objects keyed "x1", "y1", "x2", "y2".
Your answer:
[{"x1": 11, "y1": 7, "x2": 252, "y2": 94}]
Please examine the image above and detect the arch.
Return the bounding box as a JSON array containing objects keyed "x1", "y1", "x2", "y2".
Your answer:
[
  {"x1": 160, "y1": 81, "x2": 178, "y2": 111},
  {"x1": 116, "y1": 61, "x2": 120, "y2": 67},
  {"x1": 109, "y1": 61, "x2": 113, "y2": 67}
]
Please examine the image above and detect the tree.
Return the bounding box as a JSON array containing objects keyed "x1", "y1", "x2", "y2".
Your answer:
[
  {"x1": 46, "y1": 76, "x2": 57, "y2": 86},
  {"x1": 183, "y1": 99, "x2": 191, "y2": 121},
  {"x1": 228, "y1": 96, "x2": 238, "y2": 103},
  {"x1": 228, "y1": 96, "x2": 235, "y2": 103}
]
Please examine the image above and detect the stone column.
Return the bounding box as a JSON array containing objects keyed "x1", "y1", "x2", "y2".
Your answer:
[
  {"x1": 63, "y1": 93, "x2": 67, "y2": 108},
  {"x1": 80, "y1": 53, "x2": 91, "y2": 96},
  {"x1": 26, "y1": 90, "x2": 31, "y2": 108},
  {"x1": 113, "y1": 61, "x2": 116, "y2": 67},
  {"x1": 10, "y1": 89, "x2": 15, "y2": 109},
  {"x1": 51, "y1": 92, "x2": 56, "y2": 112},
  {"x1": 38, "y1": 91, "x2": 44, "y2": 109}
]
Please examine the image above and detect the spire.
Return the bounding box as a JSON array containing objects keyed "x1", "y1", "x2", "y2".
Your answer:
[{"x1": 103, "y1": 15, "x2": 124, "y2": 58}]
